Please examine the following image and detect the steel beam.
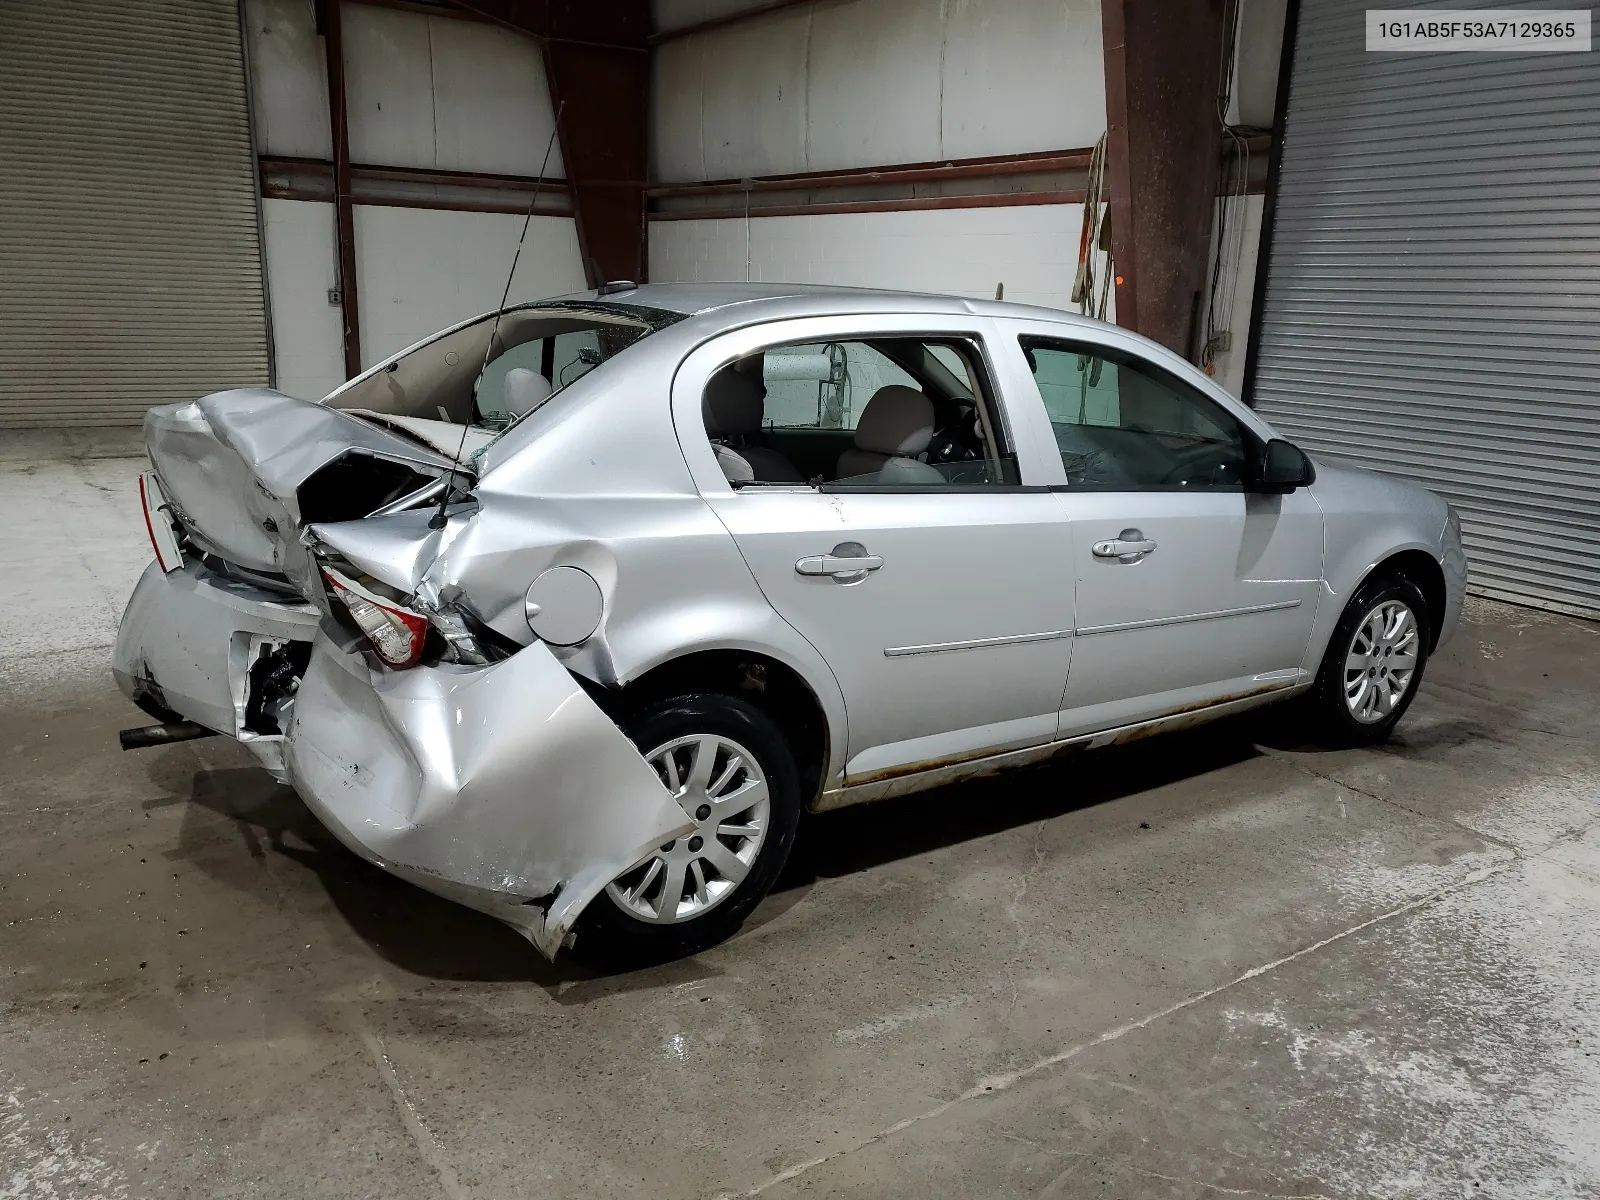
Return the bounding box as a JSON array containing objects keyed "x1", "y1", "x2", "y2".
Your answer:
[
  {"x1": 1102, "y1": 0, "x2": 1229, "y2": 355},
  {"x1": 441, "y1": 0, "x2": 650, "y2": 287},
  {"x1": 316, "y1": 0, "x2": 362, "y2": 379}
]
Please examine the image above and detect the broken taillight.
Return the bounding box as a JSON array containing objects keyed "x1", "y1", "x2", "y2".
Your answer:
[
  {"x1": 138, "y1": 472, "x2": 184, "y2": 573},
  {"x1": 321, "y1": 567, "x2": 430, "y2": 669}
]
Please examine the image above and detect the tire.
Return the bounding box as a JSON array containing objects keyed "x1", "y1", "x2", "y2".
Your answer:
[
  {"x1": 574, "y1": 692, "x2": 802, "y2": 965},
  {"x1": 1305, "y1": 573, "x2": 1431, "y2": 748}
]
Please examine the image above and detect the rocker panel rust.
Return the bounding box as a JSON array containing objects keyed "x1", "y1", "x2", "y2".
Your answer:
[{"x1": 814, "y1": 681, "x2": 1304, "y2": 811}]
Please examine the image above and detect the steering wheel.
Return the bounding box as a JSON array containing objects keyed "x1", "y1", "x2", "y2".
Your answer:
[
  {"x1": 1157, "y1": 442, "x2": 1244, "y2": 488},
  {"x1": 925, "y1": 405, "x2": 981, "y2": 465}
]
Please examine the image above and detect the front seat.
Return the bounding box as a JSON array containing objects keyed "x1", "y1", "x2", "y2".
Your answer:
[
  {"x1": 702, "y1": 368, "x2": 804, "y2": 483},
  {"x1": 836, "y1": 385, "x2": 945, "y2": 483},
  {"x1": 504, "y1": 366, "x2": 554, "y2": 417}
]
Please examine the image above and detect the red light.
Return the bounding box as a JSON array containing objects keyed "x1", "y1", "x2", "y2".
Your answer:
[{"x1": 321, "y1": 567, "x2": 430, "y2": 668}]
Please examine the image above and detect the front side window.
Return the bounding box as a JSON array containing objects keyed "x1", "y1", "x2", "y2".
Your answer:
[
  {"x1": 702, "y1": 335, "x2": 1018, "y2": 489},
  {"x1": 1021, "y1": 337, "x2": 1255, "y2": 490}
]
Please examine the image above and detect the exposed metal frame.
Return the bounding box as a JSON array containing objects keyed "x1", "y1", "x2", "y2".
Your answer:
[
  {"x1": 1240, "y1": 0, "x2": 1301, "y2": 407},
  {"x1": 647, "y1": 148, "x2": 1096, "y2": 199},
  {"x1": 258, "y1": 155, "x2": 574, "y2": 216},
  {"x1": 648, "y1": 147, "x2": 1094, "y2": 222},
  {"x1": 424, "y1": 0, "x2": 650, "y2": 287},
  {"x1": 1100, "y1": 0, "x2": 1138, "y2": 333},
  {"x1": 651, "y1": 189, "x2": 1090, "y2": 222},
  {"x1": 316, "y1": 0, "x2": 362, "y2": 380}
]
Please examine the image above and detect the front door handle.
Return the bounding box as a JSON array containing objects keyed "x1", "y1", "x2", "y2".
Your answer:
[
  {"x1": 1092, "y1": 529, "x2": 1157, "y2": 562},
  {"x1": 796, "y1": 541, "x2": 883, "y2": 582}
]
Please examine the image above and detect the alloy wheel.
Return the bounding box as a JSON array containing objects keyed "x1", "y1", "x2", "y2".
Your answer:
[
  {"x1": 606, "y1": 733, "x2": 771, "y2": 924},
  {"x1": 1343, "y1": 599, "x2": 1421, "y2": 724}
]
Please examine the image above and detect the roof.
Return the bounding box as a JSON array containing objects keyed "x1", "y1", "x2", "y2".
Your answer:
[{"x1": 545, "y1": 280, "x2": 1106, "y2": 330}]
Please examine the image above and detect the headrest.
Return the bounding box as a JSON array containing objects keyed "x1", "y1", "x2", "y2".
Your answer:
[
  {"x1": 853, "y1": 385, "x2": 934, "y2": 457},
  {"x1": 703, "y1": 366, "x2": 765, "y2": 436},
  {"x1": 504, "y1": 367, "x2": 553, "y2": 417}
]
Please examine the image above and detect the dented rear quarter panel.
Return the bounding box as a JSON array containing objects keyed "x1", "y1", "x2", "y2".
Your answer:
[
  {"x1": 413, "y1": 337, "x2": 853, "y2": 789},
  {"x1": 285, "y1": 634, "x2": 695, "y2": 959}
]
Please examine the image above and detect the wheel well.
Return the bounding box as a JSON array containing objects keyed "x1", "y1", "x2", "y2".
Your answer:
[
  {"x1": 589, "y1": 651, "x2": 831, "y2": 807},
  {"x1": 1372, "y1": 550, "x2": 1447, "y2": 650}
]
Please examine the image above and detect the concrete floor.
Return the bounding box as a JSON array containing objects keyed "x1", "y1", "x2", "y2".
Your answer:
[{"x1": 3, "y1": 432, "x2": 1598, "y2": 1200}]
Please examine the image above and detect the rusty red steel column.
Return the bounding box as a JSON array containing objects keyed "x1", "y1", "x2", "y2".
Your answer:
[
  {"x1": 317, "y1": 0, "x2": 362, "y2": 379},
  {"x1": 446, "y1": 0, "x2": 651, "y2": 289},
  {"x1": 1101, "y1": 0, "x2": 1229, "y2": 357}
]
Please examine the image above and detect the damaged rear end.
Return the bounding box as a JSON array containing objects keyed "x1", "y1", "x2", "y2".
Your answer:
[{"x1": 114, "y1": 381, "x2": 690, "y2": 959}]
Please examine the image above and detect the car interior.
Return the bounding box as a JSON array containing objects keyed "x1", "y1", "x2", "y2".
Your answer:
[{"x1": 703, "y1": 336, "x2": 1020, "y2": 488}]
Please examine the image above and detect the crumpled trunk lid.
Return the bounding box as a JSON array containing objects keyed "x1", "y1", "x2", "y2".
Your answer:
[{"x1": 146, "y1": 388, "x2": 458, "y2": 593}]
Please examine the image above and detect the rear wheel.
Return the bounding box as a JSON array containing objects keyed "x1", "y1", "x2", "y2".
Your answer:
[
  {"x1": 575, "y1": 693, "x2": 801, "y2": 965},
  {"x1": 1305, "y1": 574, "x2": 1430, "y2": 747}
]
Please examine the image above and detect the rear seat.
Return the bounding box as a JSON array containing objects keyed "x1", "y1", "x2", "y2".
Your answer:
[{"x1": 702, "y1": 367, "x2": 804, "y2": 483}]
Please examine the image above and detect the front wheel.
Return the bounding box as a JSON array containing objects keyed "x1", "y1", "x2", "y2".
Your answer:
[
  {"x1": 1304, "y1": 574, "x2": 1430, "y2": 747},
  {"x1": 574, "y1": 693, "x2": 801, "y2": 965}
]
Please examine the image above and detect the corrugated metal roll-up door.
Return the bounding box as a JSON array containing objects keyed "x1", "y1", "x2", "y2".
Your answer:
[
  {"x1": 0, "y1": 0, "x2": 269, "y2": 428},
  {"x1": 1250, "y1": 0, "x2": 1600, "y2": 619}
]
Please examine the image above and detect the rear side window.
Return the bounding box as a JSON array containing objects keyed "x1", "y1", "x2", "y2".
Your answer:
[{"x1": 760, "y1": 342, "x2": 918, "y2": 430}]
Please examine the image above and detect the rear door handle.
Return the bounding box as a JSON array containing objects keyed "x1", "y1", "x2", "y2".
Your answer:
[
  {"x1": 796, "y1": 542, "x2": 883, "y2": 581},
  {"x1": 1092, "y1": 529, "x2": 1157, "y2": 561}
]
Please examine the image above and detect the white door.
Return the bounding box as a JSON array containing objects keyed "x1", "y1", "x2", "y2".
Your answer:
[
  {"x1": 1011, "y1": 333, "x2": 1324, "y2": 735},
  {"x1": 680, "y1": 317, "x2": 1076, "y2": 784}
]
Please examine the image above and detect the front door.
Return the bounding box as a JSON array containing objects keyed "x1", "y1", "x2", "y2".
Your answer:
[
  {"x1": 1014, "y1": 334, "x2": 1324, "y2": 735},
  {"x1": 686, "y1": 320, "x2": 1077, "y2": 784}
]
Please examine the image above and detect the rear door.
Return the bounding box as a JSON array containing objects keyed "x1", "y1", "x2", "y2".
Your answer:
[
  {"x1": 675, "y1": 313, "x2": 1077, "y2": 785},
  {"x1": 1001, "y1": 324, "x2": 1325, "y2": 735}
]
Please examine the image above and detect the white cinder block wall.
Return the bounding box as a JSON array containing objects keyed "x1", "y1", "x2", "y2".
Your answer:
[
  {"x1": 243, "y1": 0, "x2": 586, "y2": 398},
  {"x1": 647, "y1": 0, "x2": 1107, "y2": 312}
]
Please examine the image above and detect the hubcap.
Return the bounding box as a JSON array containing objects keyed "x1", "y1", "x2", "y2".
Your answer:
[
  {"x1": 606, "y1": 733, "x2": 770, "y2": 924},
  {"x1": 1343, "y1": 599, "x2": 1420, "y2": 724}
]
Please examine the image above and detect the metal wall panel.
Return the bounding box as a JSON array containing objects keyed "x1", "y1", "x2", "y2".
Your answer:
[
  {"x1": 0, "y1": 0, "x2": 269, "y2": 427},
  {"x1": 939, "y1": 0, "x2": 1105, "y2": 160},
  {"x1": 352, "y1": 206, "x2": 586, "y2": 369},
  {"x1": 649, "y1": 0, "x2": 1106, "y2": 183},
  {"x1": 260, "y1": 198, "x2": 344, "y2": 403},
  {"x1": 805, "y1": 0, "x2": 946, "y2": 172},
  {"x1": 649, "y1": 203, "x2": 1085, "y2": 311},
  {"x1": 242, "y1": 0, "x2": 332, "y2": 160},
  {"x1": 342, "y1": 2, "x2": 565, "y2": 178},
  {"x1": 1252, "y1": 0, "x2": 1600, "y2": 618}
]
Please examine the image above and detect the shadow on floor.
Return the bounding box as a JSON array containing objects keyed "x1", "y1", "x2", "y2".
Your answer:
[{"x1": 156, "y1": 713, "x2": 1274, "y2": 993}]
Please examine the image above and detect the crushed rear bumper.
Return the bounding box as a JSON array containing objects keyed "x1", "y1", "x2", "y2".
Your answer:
[
  {"x1": 111, "y1": 560, "x2": 320, "y2": 775},
  {"x1": 113, "y1": 561, "x2": 689, "y2": 959}
]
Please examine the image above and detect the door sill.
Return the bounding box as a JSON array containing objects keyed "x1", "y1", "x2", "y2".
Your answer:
[{"x1": 817, "y1": 680, "x2": 1308, "y2": 811}]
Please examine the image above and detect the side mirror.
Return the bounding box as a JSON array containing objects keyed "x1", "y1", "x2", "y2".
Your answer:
[{"x1": 1256, "y1": 438, "x2": 1315, "y2": 493}]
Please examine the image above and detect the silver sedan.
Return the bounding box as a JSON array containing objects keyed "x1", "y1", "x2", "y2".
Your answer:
[{"x1": 113, "y1": 283, "x2": 1468, "y2": 963}]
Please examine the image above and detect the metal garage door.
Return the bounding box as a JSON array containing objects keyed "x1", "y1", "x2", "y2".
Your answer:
[
  {"x1": 1250, "y1": 0, "x2": 1600, "y2": 619},
  {"x1": 0, "y1": 0, "x2": 269, "y2": 428}
]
